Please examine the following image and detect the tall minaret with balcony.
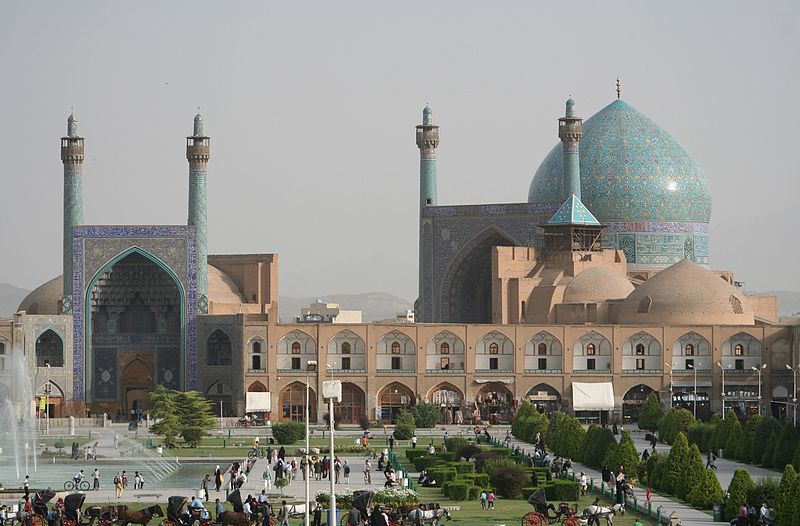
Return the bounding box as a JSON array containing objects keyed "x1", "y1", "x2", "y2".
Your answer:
[
  {"x1": 187, "y1": 113, "x2": 210, "y2": 313},
  {"x1": 416, "y1": 105, "x2": 440, "y2": 322},
  {"x1": 61, "y1": 113, "x2": 84, "y2": 313},
  {"x1": 559, "y1": 98, "x2": 583, "y2": 199}
]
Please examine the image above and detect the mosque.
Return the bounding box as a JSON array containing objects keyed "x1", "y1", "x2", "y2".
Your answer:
[{"x1": 0, "y1": 86, "x2": 797, "y2": 426}]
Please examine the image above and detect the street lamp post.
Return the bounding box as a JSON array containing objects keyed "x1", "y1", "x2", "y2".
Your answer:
[
  {"x1": 45, "y1": 363, "x2": 51, "y2": 435},
  {"x1": 751, "y1": 364, "x2": 767, "y2": 416},
  {"x1": 323, "y1": 364, "x2": 340, "y2": 526},
  {"x1": 717, "y1": 361, "x2": 728, "y2": 416},
  {"x1": 686, "y1": 362, "x2": 697, "y2": 418},
  {"x1": 787, "y1": 364, "x2": 798, "y2": 427},
  {"x1": 664, "y1": 362, "x2": 673, "y2": 409},
  {"x1": 304, "y1": 360, "x2": 317, "y2": 526}
]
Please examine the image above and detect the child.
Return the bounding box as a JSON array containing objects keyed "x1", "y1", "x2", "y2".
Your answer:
[
  {"x1": 487, "y1": 491, "x2": 495, "y2": 510},
  {"x1": 480, "y1": 491, "x2": 487, "y2": 511}
]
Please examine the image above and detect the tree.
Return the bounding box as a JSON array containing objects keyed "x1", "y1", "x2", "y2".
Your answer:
[
  {"x1": 638, "y1": 393, "x2": 665, "y2": 431},
  {"x1": 546, "y1": 412, "x2": 568, "y2": 449},
  {"x1": 603, "y1": 431, "x2": 639, "y2": 478},
  {"x1": 725, "y1": 468, "x2": 755, "y2": 521},
  {"x1": 664, "y1": 431, "x2": 689, "y2": 495},
  {"x1": 588, "y1": 427, "x2": 617, "y2": 469},
  {"x1": 687, "y1": 468, "x2": 724, "y2": 509},
  {"x1": 762, "y1": 431, "x2": 779, "y2": 467},
  {"x1": 736, "y1": 414, "x2": 762, "y2": 463},
  {"x1": 659, "y1": 408, "x2": 695, "y2": 445},
  {"x1": 579, "y1": 425, "x2": 600, "y2": 464},
  {"x1": 713, "y1": 410, "x2": 740, "y2": 456},
  {"x1": 512, "y1": 400, "x2": 537, "y2": 441},
  {"x1": 794, "y1": 442, "x2": 800, "y2": 471},
  {"x1": 147, "y1": 385, "x2": 183, "y2": 447},
  {"x1": 395, "y1": 409, "x2": 416, "y2": 428},
  {"x1": 651, "y1": 454, "x2": 669, "y2": 493},
  {"x1": 724, "y1": 420, "x2": 743, "y2": 459},
  {"x1": 553, "y1": 415, "x2": 585, "y2": 459},
  {"x1": 752, "y1": 417, "x2": 782, "y2": 464},
  {"x1": 775, "y1": 465, "x2": 797, "y2": 526},
  {"x1": 411, "y1": 402, "x2": 442, "y2": 428},
  {"x1": 174, "y1": 391, "x2": 217, "y2": 445},
  {"x1": 680, "y1": 444, "x2": 705, "y2": 500},
  {"x1": 773, "y1": 422, "x2": 798, "y2": 469},
  {"x1": 489, "y1": 466, "x2": 529, "y2": 498}
]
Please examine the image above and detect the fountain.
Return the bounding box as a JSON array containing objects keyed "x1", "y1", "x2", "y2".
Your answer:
[{"x1": 0, "y1": 345, "x2": 38, "y2": 483}]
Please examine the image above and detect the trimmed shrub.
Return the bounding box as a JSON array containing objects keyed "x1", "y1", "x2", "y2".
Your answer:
[
  {"x1": 520, "y1": 487, "x2": 538, "y2": 500},
  {"x1": 725, "y1": 468, "x2": 755, "y2": 521},
  {"x1": 736, "y1": 414, "x2": 762, "y2": 463},
  {"x1": 712, "y1": 411, "x2": 739, "y2": 455},
  {"x1": 776, "y1": 465, "x2": 798, "y2": 526},
  {"x1": 664, "y1": 431, "x2": 689, "y2": 495},
  {"x1": 546, "y1": 412, "x2": 568, "y2": 449},
  {"x1": 687, "y1": 423, "x2": 713, "y2": 452},
  {"x1": 428, "y1": 467, "x2": 457, "y2": 483},
  {"x1": 553, "y1": 416, "x2": 586, "y2": 459},
  {"x1": 638, "y1": 392, "x2": 665, "y2": 431},
  {"x1": 467, "y1": 485, "x2": 482, "y2": 500},
  {"x1": 446, "y1": 483, "x2": 469, "y2": 501},
  {"x1": 444, "y1": 436, "x2": 470, "y2": 454},
  {"x1": 659, "y1": 408, "x2": 695, "y2": 445},
  {"x1": 762, "y1": 431, "x2": 779, "y2": 467},
  {"x1": 395, "y1": 410, "x2": 415, "y2": 428},
  {"x1": 752, "y1": 417, "x2": 783, "y2": 464},
  {"x1": 651, "y1": 454, "x2": 669, "y2": 493},
  {"x1": 544, "y1": 480, "x2": 580, "y2": 501},
  {"x1": 473, "y1": 451, "x2": 502, "y2": 472},
  {"x1": 412, "y1": 456, "x2": 440, "y2": 471},
  {"x1": 579, "y1": 425, "x2": 600, "y2": 464},
  {"x1": 483, "y1": 456, "x2": 519, "y2": 475},
  {"x1": 724, "y1": 421, "x2": 743, "y2": 459},
  {"x1": 439, "y1": 452, "x2": 459, "y2": 462},
  {"x1": 490, "y1": 466, "x2": 529, "y2": 498},
  {"x1": 472, "y1": 473, "x2": 490, "y2": 487},
  {"x1": 454, "y1": 462, "x2": 476, "y2": 474},
  {"x1": 680, "y1": 444, "x2": 705, "y2": 501},
  {"x1": 271, "y1": 421, "x2": 305, "y2": 444},
  {"x1": 512, "y1": 401, "x2": 537, "y2": 442},
  {"x1": 794, "y1": 444, "x2": 800, "y2": 471},
  {"x1": 587, "y1": 427, "x2": 617, "y2": 469},
  {"x1": 393, "y1": 424, "x2": 414, "y2": 441},
  {"x1": 458, "y1": 445, "x2": 481, "y2": 460},
  {"x1": 641, "y1": 451, "x2": 659, "y2": 488},
  {"x1": 488, "y1": 447, "x2": 512, "y2": 456},
  {"x1": 603, "y1": 430, "x2": 639, "y2": 477},
  {"x1": 687, "y1": 468, "x2": 723, "y2": 509},
  {"x1": 411, "y1": 402, "x2": 441, "y2": 428},
  {"x1": 773, "y1": 422, "x2": 798, "y2": 469},
  {"x1": 748, "y1": 478, "x2": 780, "y2": 510},
  {"x1": 406, "y1": 449, "x2": 427, "y2": 462}
]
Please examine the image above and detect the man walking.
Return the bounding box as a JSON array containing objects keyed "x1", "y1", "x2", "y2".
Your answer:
[
  {"x1": 93, "y1": 468, "x2": 100, "y2": 491},
  {"x1": 113, "y1": 472, "x2": 123, "y2": 499}
]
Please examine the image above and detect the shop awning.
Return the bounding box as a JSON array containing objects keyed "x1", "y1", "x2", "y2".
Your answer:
[
  {"x1": 474, "y1": 379, "x2": 514, "y2": 384},
  {"x1": 246, "y1": 392, "x2": 271, "y2": 413},
  {"x1": 673, "y1": 381, "x2": 713, "y2": 388},
  {"x1": 572, "y1": 382, "x2": 614, "y2": 411}
]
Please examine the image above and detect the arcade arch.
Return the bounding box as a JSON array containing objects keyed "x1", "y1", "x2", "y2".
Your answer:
[
  {"x1": 428, "y1": 383, "x2": 464, "y2": 424},
  {"x1": 475, "y1": 382, "x2": 514, "y2": 424},
  {"x1": 377, "y1": 382, "x2": 414, "y2": 423},
  {"x1": 524, "y1": 331, "x2": 562, "y2": 372},
  {"x1": 279, "y1": 382, "x2": 317, "y2": 422}
]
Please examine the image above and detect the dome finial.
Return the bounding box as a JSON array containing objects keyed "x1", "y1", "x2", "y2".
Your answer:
[
  {"x1": 193, "y1": 109, "x2": 204, "y2": 136},
  {"x1": 565, "y1": 96, "x2": 575, "y2": 117},
  {"x1": 616, "y1": 78, "x2": 621, "y2": 99},
  {"x1": 67, "y1": 109, "x2": 78, "y2": 137},
  {"x1": 423, "y1": 103, "x2": 432, "y2": 125}
]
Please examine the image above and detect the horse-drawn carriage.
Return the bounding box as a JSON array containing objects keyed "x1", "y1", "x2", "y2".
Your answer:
[
  {"x1": 523, "y1": 489, "x2": 580, "y2": 526},
  {"x1": 336, "y1": 492, "x2": 450, "y2": 526},
  {"x1": 218, "y1": 490, "x2": 275, "y2": 526},
  {"x1": 160, "y1": 497, "x2": 206, "y2": 526}
]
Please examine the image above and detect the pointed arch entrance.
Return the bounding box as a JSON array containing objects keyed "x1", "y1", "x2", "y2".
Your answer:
[
  {"x1": 377, "y1": 382, "x2": 415, "y2": 423},
  {"x1": 622, "y1": 384, "x2": 656, "y2": 423},
  {"x1": 279, "y1": 382, "x2": 317, "y2": 422},
  {"x1": 475, "y1": 382, "x2": 514, "y2": 424},
  {"x1": 334, "y1": 383, "x2": 366, "y2": 425},
  {"x1": 121, "y1": 357, "x2": 154, "y2": 420},
  {"x1": 525, "y1": 383, "x2": 561, "y2": 413},
  {"x1": 428, "y1": 383, "x2": 464, "y2": 424},
  {"x1": 444, "y1": 228, "x2": 517, "y2": 323}
]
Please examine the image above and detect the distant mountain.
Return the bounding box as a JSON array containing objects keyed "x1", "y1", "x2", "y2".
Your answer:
[
  {"x1": 760, "y1": 290, "x2": 800, "y2": 317},
  {"x1": 279, "y1": 292, "x2": 413, "y2": 323},
  {"x1": 0, "y1": 282, "x2": 30, "y2": 318}
]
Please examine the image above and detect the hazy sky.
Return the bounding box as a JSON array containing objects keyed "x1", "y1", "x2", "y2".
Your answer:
[{"x1": 1, "y1": 1, "x2": 798, "y2": 299}]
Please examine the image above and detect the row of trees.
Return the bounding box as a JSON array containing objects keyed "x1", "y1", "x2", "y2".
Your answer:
[
  {"x1": 638, "y1": 393, "x2": 800, "y2": 471},
  {"x1": 725, "y1": 465, "x2": 800, "y2": 525}
]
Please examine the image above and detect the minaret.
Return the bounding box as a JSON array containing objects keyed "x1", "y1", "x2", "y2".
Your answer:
[
  {"x1": 416, "y1": 105, "x2": 439, "y2": 207},
  {"x1": 558, "y1": 98, "x2": 583, "y2": 200},
  {"x1": 186, "y1": 112, "x2": 210, "y2": 313},
  {"x1": 61, "y1": 113, "x2": 84, "y2": 313}
]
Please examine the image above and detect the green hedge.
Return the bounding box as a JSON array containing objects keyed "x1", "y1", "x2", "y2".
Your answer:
[
  {"x1": 447, "y1": 483, "x2": 469, "y2": 501},
  {"x1": 468, "y1": 485, "x2": 483, "y2": 500},
  {"x1": 413, "y1": 457, "x2": 441, "y2": 471},
  {"x1": 521, "y1": 486, "x2": 538, "y2": 500},
  {"x1": 428, "y1": 467, "x2": 457, "y2": 483},
  {"x1": 454, "y1": 462, "x2": 476, "y2": 474},
  {"x1": 271, "y1": 421, "x2": 305, "y2": 444},
  {"x1": 488, "y1": 447, "x2": 511, "y2": 456},
  {"x1": 406, "y1": 450, "x2": 428, "y2": 462},
  {"x1": 544, "y1": 480, "x2": 580, "y2": 501},
  {"x1": 472, "y1": 473, "x2": 490, "y2": 487}
]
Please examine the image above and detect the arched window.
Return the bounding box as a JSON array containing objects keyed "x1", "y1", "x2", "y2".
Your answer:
[
  {"x1": 0, "y1": 341, "x2": 5, "y2": 371},
  {"x1": 734, "y1": 344, "x2": 743, "y2": 356},
  {"x1": 391, "y1": 342, "x2": 401, "y2": 354},
  {"x1": 207, "y1": 329, "x2": 232, "y2": 366},
  {"x1": 537, "y1": 343, "x2": 547, "y2": 356},
  {"x1": 291, "y1": 342, "x2": 301, "y2": 354},
  {"x1": 685, "y1": 344, "x2": 695, "y2": 356},
  {"x1": 341, "y1": 342, "x2": 351, "y2": 354},
  {"x1": 489, "y1": 343, "x2": 499, "y2": 355},
  {"x1": 36, "y1": 330, "x2": 64, "y2": 367},
  {"x1": 440, "y1": 342, "x2": 450, "y2": 354},
  {"x1": 586, "y1": 343, "x2": 596, "y2": 356},
  {"x1": 635, "y1": 343, "x2": 645, "y2": 356},
  {"x1": 252, "y1": 341, "x2": 261, "y2": 354}
]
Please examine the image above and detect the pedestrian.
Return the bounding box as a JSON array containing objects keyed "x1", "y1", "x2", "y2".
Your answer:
[
  {"x1": 334, "y1": 457, "x2": 342, "y2": 484},
  {"x1": 113, "y1": 472, "x2": 123, "y2": 499},
  {"x1": 646, "y1": 487, "x2": 651, "y2": 504},
  {"x1": 21, "y1": 495, "x2": 32, "y2": 526},
  {"x1": 580, "y1": 472, "x2": 588, "y2": 496},
  {"x1": 642, "y1": 449, "x2": 649, "y2": 462},
  {"x1": 411, "y1": 435, "x2": 417, "y2": 449},
  {"x1": 133, "y1": 471, "x2": 141, "y2": 490},
  {"x1": 242, "y1": 499, "x2": 251, "y2": 522},
  {"x1": 480, "y1": 490, "x2": 487, "y2": 511},
  {"x1": 487, "y1": 491, "x2": 495, "y2": 510},
  {"x1": 92, "y1": 443, "x2": 97, "y2": 460},
  {"x1": 314, "y1": 459, "x2": 322, "y2": 481},
  {"x1": 83, "y1": 447, "x2": 88, "y2": 461},
  {"x1": 343, "y1": 460, "x2": 351, "y2": 484},
  {"x1": 321, "y1": 456, "x2": 329, "y2": 480},
  {"x1": 263, "y1": 466, "x2": 272, "y2": 491},
  {"x1": 706, "y1": 450, "x2": 717, "y2": 470},
  {"x1": 23, "y1": 475, "x2": 29, "y2": 498},
  {"x1": 121, "y1": 471, "x2": 128, "y2": 489},
  {"x1": 278, "y1": 446, "x2": 286, "y2": 461},
  {"x1": 427, "y1": 443, "x2": 435, "y2": 455},
  {"x1": 388, "y1": 436, "x2": 394, "y2": 451},
  {"x1": 215, "y1": 499, "x2": 224, "y2": 521},
  {"x1": 214, "y1": 465, "x2": 223, "y2": 492},
  {"x1": 300, "y1": 455, "x2": 307, "y2": 481},
  {"x1": 345, "y1": 505, "x2": 361, "y2": 526},
  {"x1": 278, "y1": 500, "x2": 289, "y2": 526},
  {"x1": 443, "y1": 431, "x2": 449, "y2": 442},
  {"x1": 202, "y1": 474, "x2": 211, "y2": 501},
  {"x1": 601, "y1": 465, "x2": 611, "y2": 484},
  {"x1": 93, "y1": 468, "x2": 100, "y2": 490},
  {"x1": 138, "y1": 473, "x2": 145, "y2": 489}
]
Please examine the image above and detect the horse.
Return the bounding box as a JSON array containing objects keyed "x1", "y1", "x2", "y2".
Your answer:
[
  {"x1": 99, "y1": 505, "x2": 129, "y2": 521},
  {"x1": 404, "y1": 508, "x2": 451, "y2": 526},
  {"x1": 118, "y1": 505, "x2": 164, "y2": 526},
  {"x1": 580, "y1": 504, "x2": 624, "y2": 526},
  {"x1": 217, "y1": 511, "x2": 270, "y2": 526}
]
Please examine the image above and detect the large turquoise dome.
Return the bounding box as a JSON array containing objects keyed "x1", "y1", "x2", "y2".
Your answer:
[{"x1": 528, "y1": 99, "x2": 711, "y2": 223}]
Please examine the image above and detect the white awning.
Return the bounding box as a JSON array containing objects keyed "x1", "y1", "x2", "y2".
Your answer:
[
  {"x1": 673, "y1": 381, "x2": 713, "y2": 388},
  {"x1": 246, "y1": 392, "x2": 271, "y2": 412},
  {"x1": 474, "y1": 379, "x2": 514, "y2": 384},
  {"x1": 572, "y1": 382, "x2": 614, "y2": 411}
]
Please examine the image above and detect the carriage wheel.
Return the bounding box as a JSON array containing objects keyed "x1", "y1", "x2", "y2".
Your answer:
[
  {"x1": 523, "y1": 511, "x2": 547, "y2": 526},
  {"x1": 563, "y1": 515, "x2": 581, "y2": 526}
]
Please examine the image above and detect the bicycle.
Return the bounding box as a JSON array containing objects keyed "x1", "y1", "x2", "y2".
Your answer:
[
  {"x1": 363, "y1": 470, "x2": 372, "y2": 485},
  {"x1": 63, "y1": 479, "x2": 90, "y2": 491},
  {"x1": 247, "y1": 447, "x2": 266, "y2": 460}
]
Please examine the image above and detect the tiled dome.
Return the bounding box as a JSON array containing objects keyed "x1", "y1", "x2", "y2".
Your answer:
[{"x1": 528, "y1": 99, "x2": 711, "y2": 223}]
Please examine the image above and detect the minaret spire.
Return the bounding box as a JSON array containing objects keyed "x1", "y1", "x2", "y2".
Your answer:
[
  {"x1": 558, "y1": 97, "x2": 583, "y2": 200},
  {"x1": 416, "y1": 104, "x2": 440, "y2": 322},
  {"x1": 61, "y1": 112, "x2": 85, "y2": 313},
  {"x1": 616, "y1": 78, "x2": 621, "y2": 99},
  {"x1": 187, "y1": 111, "x2": 210, "y2": 313}
]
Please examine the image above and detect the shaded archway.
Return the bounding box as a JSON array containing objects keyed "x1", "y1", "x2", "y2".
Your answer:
[
  {"x1": 35, "y1": 381, "x2": 65, "y2": 418},
  {"x1": 672, "y1": 391, "x2": 711, "y2": 421},
  {"x1": 334, "y1": 383, "x2": 366, "y2": 425},
  {"x1": 475, "y1": 382, "x2": 514, "y2": 424},
  {"x1": 120, "y1": 358, "x2": 153, "y2": 419},
  {"x1": 377, "y1": 382, "x2": 415, "y2": 423},
  {"x1": 206, "y1": 380, "x2": 233, "y2": 417},
  {"x1": 622, "y1": 384, "x2": 656, "y2": 423},
  {"x1": 428, "y1": 383, "x2": 465, "y2": 424},
  {"x1": 207, "y1": 329, "x2": 232, "y2": 366},
  {"x1": 445, "y1": 228, "x2": 517, "y2": 323},
  {"x1": 279, "y1": 382, "x2": 317, "y2": 422},
  {"x1": 526, "y1": 383, "x2": 561, "y2": 414},
  {"x1": 36, "y1": 329, "x2": 64, "y2": 367}
]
